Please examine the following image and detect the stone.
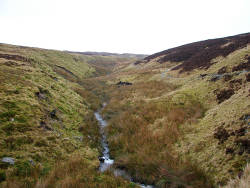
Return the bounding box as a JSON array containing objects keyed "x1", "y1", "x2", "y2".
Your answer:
[
  {"x1": 235, "y1": 138, "x2": 250, "y2": 154},
  {"x1": 1, "y1": 157, "x2": 15, "y2": 165},
  {"x1": 98, "y1": 157, "x2": 105, "y2": 163}
]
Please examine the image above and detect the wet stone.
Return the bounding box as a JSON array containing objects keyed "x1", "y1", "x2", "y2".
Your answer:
[
  {"x1": 1, "y1": 157, "x2": 15, "y2": 165},
  {"x1": 98, "y1": 157, "x2": 105, "y2": 163}
]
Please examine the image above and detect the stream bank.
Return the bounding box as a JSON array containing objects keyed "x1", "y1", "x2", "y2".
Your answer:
[{"x1": 94, "y1": 106, "x2": 154, "y2": 188}]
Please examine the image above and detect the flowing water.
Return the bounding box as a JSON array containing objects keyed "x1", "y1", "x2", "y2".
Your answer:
[{"x1": 94, "y1": 106, "x2": 154, "y2": 188}]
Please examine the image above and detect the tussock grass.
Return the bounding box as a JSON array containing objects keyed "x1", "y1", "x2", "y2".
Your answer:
[
  {"x1": 102, "y1": 79, "x2": 211, "y2": 187},
  {"x1": 222, "y1": 163, "x2": 249, "y2": 188},
  {"x1": 1, "y1": 155, "x2": 135, "y2": 188},
  {"x1": 34, "y1": 155, "x2": 135, "y2": 188}
]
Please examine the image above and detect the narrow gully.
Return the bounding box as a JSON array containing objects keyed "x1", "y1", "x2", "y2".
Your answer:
[{"x1": 94, "y1": 104, "x2": 154, "y2": 188}]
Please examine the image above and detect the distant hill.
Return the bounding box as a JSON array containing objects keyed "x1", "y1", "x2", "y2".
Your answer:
[{"x1": 66, "y1": 51, "x2": 148, "y2": 59}]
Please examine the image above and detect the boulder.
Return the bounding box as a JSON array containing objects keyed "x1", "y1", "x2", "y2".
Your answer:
[
  {"x1": 98, "y1": 157, "x2": 105, "y2": 163},
  {"x1": 1, "y1": 157, "x2": 15, "y2": 165}
]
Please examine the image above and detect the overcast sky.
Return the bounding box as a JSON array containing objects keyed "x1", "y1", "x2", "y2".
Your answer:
[{"x1": 0, "y1": 0, "x2": 249, "y2": 54}]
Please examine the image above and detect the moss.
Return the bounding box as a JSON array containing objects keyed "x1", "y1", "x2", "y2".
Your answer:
[
  {"x1": 40, "y1": 163, "x2": 52, "y2": 176},
  {"x1": 34, "y1": 139, "x2": 48, "y2": 147},
  {"x1": 2, "y1": 101, "x2": 18, "y2": 109},
  {"x1": 2, "y1": 123, "x2": 15, "y2": 135},
  {"x1": 14, "y1": 161, "x2": 33, "y2": 177},
  {"x1": 0, "y1": 111, "x2": 16, "y2": 121},
  {"x1": 15, "y1": 136, "x2": 34, "y2": 145},
  {"x1": 0, "y1": 170, "x2": 6, "y2": 182}
]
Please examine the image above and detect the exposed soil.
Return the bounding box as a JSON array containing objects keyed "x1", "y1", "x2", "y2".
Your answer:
[
  {"x1": 218, "y1": 66, "x2": 227, "y2": 74},
  {"x1": 0, "y1": 53, "x2": 33, "y2": 63},
  {"x1": 214, "y1": 126, "x2": 230, "y2": 144},
  {"x1": 55, "y1": 65, "x2": 76, "y2": 77},
  {"x1": 226, "y1": 147, "x2": 234, "y2": 154},
  {"x1": 229, "y1": 79, "x2": 242, "y2": 91},
  {"x1": 215, "y1": 88, "x2": 235, "y2": 103},
  {"x1": 232, "y1": 60, "x2": 250, "y2": 72},
  {"x1": 0, "y1": 61, "x2": 26, "y2": 67},
  {"x1": 116, "y1": 81, "x2": 132, "y2": 86},
  {"x1": 53, "y1": 65, "x2": 78, "y2": 81},
  {"x1": 223, "y1": 74, "x2": 233, "y2": 82},
  {"x1": 234, "y1": 127, "x2": 247, "y2": 137},
  {"x1": 246, "y1": 73, "x2": 250, "y2": 82},
  {"x1": 234, "y1": 139, "x2": 250, "y2": 154},
  {"x1": 38, "y1": 121, "x2": 53, "y2": 131}
]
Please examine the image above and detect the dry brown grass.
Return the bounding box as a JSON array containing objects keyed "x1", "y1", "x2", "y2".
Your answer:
[
  {"x1": 222, "y1": 164, "x2": 250, "y2": 188},
  {"x1": 102, "y1": 83, "x2": 210, "y2": 187},
  {"x1": 2, "y1": 155, "x2": 134, "y2": 188},
  {"x1": 73, "y1": 86, "x2": 101, "y2": 111},
  {"x1": 35, "y1": 155, "x2": 135, "y2": 188}
]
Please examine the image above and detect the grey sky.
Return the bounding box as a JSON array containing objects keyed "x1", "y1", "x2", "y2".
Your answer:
[{"x1": 0, "y1": 0, "x2": 249, "y2": 54}]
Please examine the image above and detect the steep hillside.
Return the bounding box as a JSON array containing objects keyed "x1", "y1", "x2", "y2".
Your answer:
[
  {"x1": 0, "y1": 44, "x2": 136, "y2": 187},
  {"x1": 98, "y1": 33, "x2": 250, "y2": 187},
  {"x1": 136, "y1": 33, "x2": 250, "y2": 71}
]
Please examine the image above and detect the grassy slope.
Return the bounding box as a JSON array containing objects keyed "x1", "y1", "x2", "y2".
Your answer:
[
  {"x1": 99, "y1": 36, "x2": 250, "y2": 187},
  {"x1": 0, "y1": 44, "x2": 137, "y2": 187},
  {"x1": 69, "y1": 52, "x2": 138, "y2": 76}
]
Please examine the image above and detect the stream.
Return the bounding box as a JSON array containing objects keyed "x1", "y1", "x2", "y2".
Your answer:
[{"x1": 94, "y1": 105, "x2": 154, "y2": 188}]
